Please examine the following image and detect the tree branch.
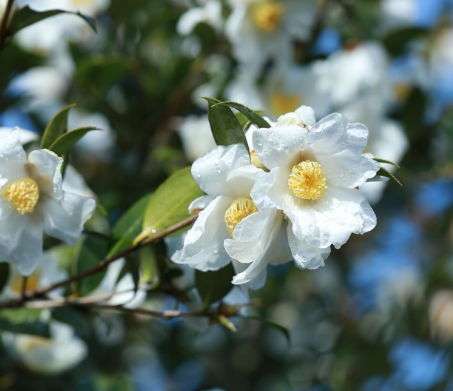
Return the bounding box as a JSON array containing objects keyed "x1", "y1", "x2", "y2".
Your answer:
[{"x1": 0, "y1": 213, "x2": 198, "y2": 309}]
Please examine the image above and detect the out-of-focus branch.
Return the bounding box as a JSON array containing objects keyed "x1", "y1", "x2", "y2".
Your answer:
[
  {"x1": 0, "y1": 0, "x2": 14, "y2": 56},
  {"x1": 0, "y1": 214, "x2": 198, "y2": 309}
]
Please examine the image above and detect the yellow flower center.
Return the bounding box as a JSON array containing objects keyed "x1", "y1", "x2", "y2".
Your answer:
[
  {"x1": 251, "y1": 2, "x2": 284, "y2": 33},
  {"x1": 288, "y1": 161, "x2": 328, "y2": 200},
  {"x1": 270, "y1": 92, "x2": 302, "y2": 117},
  {"x1": 1, "y1": 178, "x2": 40, "y2": 215},
  {"x1": 71, "y1": 0, "x2": 93, "y2": 6},
  {"x1": 19, "y1": 336, "x2": 53, "y2": 352},
  {"x1": 10, "y1": 272, "x2": 41, "y2": 294},
  {"x1": 224, "y1": 198, "x2": 258, "y2": 237}
]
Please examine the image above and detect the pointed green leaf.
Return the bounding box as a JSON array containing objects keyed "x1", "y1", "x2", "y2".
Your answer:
[
  {"x1": 10, "y1": 6, "x2": 97, "y2": 36},
  {"x1": 377, "y1": 167, "x2": 403, "y2": 186},
  {"x1": 49, "y1": 126, "x2": 101, "y2": 156},
  {"x1": 202, "y1": 97, "x2": 249, "y2": 151},
  {"x1": 373, "y1": 157, "x2": 401, "y2": 169},
  {"x1": 41, "y1": 104, "x2": 76, "y2": 149},
  {"x1": 135, "y1": 167, "x2": 203, "y2": 244},
  {"x1": 214, "y1": 101, "x2": 270, "y2": 129},
  {"x1": 195, "y1": 263, "x2": 235, "y2": 307}
]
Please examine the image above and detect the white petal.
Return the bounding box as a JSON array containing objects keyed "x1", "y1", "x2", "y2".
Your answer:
[
  {"x1": 226, "y1": 164, "x2": 262, "y2": 198},
  {"x1": 41, "y1": 192, "x2": 96, "y2": 247},
  {"x1": 28, "y1": 149, "x2": 64, "y2": 199},
  {"x1": 0, "y1": 127, "x2": 39, "y2": 145},
  {"x1": 0, "y1": 208, "x2": 43, "y2": 276},
  {"x1": 306, "y1": 113, "x2": 370, "y2": 156},
  {"x1": 172, "y1": 196, "x2": 232, "y2": 271},
  {"x1": 177, "y1": 8, "x2": 206, "y2": 35},
  {"x1": 295, "y1": 105, "x2": 316, "y2": 128},
  {"x1": 232, "y1": 258, "x2": 267, "y2": 290},
  {"x1": 0, "y1": 128, "x2": 28, "y2": 180},
  {"x1": 189, "y1": 195, "x2": 214, "y2": 213},
  {"x1": 319, "y1": 151, "x2": 380, "y2": 188},
  {"x1": 191, "y1": 144, "x2": 250, "y2": 198},
  {"x1": 251, "y1": 166, "x2": 289, "y2": 210},
  {"x1": 62, "y1": 165, "x2": 95, "y2": 198},
  {"x1": 287, "y1": 226, "x2": 330, "y2": 269},
  {"x1": 252, "y1": 125, "x2": 308, "y2": 170}
]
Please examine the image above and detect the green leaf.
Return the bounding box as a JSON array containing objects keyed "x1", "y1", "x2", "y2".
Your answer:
[
  {"x1": 10, "y1": 6, "x2": 97, "y2": 36},
  {"x1": 134, "y1": 167, "x2": 203, "y2": 244},
  {"x1": 108, "y1": 194, "x2": 152, "y2": 257},
  {"x1": 41, "y1": 104, "x2": 76, "y2": 149},
  {"x1": 51, "y1": 307, "x2": 89, "y2": 337},
  {"x1": 373, "y1": 157, "x2": 401, "y2": 169},
  {"x1": 48, "y1": 126, "x2": 101, "y2": 156},
  {"x1": 213, "y1": 101, "x2": 270, "y2": 129},
  {"x1": 235, "y1": 112, "x2": 251, "y2": 130},
  {"x1": 383, "y1": 27, "x2": 428, "y2": 57},
  {"x1": 195, "y1": 263, "x2": 235, "y2": 307},
  {"x1": 377, "y1": 167, "x2": 403, "y2": 186},
  {"x1": 138, "y1": 247, "x2": 159, "y2": 284},
  {"x1": 202, "y1": 97, "x2": 249, "y2": 152},
  {"x1": 0, "y1": 309, "x2": 50, "y2": 337},
  {"x1": 0, "y1": 263, "x2": 10, "y2": 293},
  {"x1": 401, "y1": 88, "x2": 426, "y2": 137},
  {"x1": 246, "y1": 316, "x2": 291, "y2": 344}
]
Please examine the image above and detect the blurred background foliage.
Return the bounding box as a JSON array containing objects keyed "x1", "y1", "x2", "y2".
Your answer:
[{"x1": 1, "y1": 0, "x2": 453, "y2": 390}]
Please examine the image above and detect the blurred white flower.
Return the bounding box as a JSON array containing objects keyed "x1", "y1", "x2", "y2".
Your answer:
[
  {"x1": 430, "y1": 290, "x2": 453, "y2": 343},
  {"x1": 69, "y1": 108, "x2": 116, "y2": 162},
  {"x1": 177, "y1": 115, "x2": 216, "y2": 162},
  {"x1": 0, "y1": 128, "x2": 96, "y2": 275},
  {"x1": 0, "y1": 127, "x2": 39, "y2": 145},
  {"x1": 2, "y1": 319, "x2": 87, "y2": 375},
  {"x1": 226, "y1": 0, "x2": 317, "y2": 76},
  {"x1": 1, "y1": 252, "x2": 67, "y2": 300},
  {"x1": 177, "y1": 0, "x2": 223, "y2": 35},
  {"x1": 380, "y1": 0, "x2": 416, "y2": 29},
  {"x1": 251, "y1": 109, "x2": 379, "y2": 249},
  {"x1": 0, "y1": 0, "x2": 7, "y2": 20}
]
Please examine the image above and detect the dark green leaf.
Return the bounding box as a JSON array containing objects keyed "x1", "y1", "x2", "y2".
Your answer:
[
  {"x1": 195, "y1": 263, "x2": 235, "y2": 307},
  {"x1": 72, "y1": 237, "x2": 104, "y2": 296},
  {"x1": 383, "y1": 27, "x2": 428, "y2": 57},
  {"x1": 41, "y1": 104, "x2": 76, "y2": 149},
  {"x1": 134, "y1": 167, "x2": 203, "y2": 244},
  {"x1": 401, "y1": 88, "x2": 426, "y2": 137},
  {"x1": 377, "y1": 167, "x2": 402, "y2": 186},
  {"x1": 51, "y1": 307, "x2": 90, "y2": 337},
  {"x1": 49, "y1": 126, "x2": 101, "y2": 156},
  {"x1": 214, "y1": 101, "x2": 270, "y2": 129},
  {"x1": 108, "y1": 194, "x2": 152, "y2": 257},
  {"x1": 10, "y1": 6, "x2": 96, "y2": 36},
  {"x1": 0, "y1": 309, "x2": 50, "y2": 337},
  {"x1": 246, "y1": 316, "x2": 291, "y2": 344},
  {"x1": 202, "y1": 97, "x2": 249, "y2": 152},
  {"x1": 0, "y1": 263, "x2": 10, "y2": 293}
]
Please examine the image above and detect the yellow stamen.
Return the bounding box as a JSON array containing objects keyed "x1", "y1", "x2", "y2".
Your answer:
[
  {"x1": 71, "y1": 0, "x2": 93, "y2": 5},
  {"x1": 270, "y1": 92, "x2": 302, "y2": 117},
  {"x1": 288, "y1": 161, "x2": 328, "y2": 200},
  {"x1": 19, "y1": 336, "x2": 53, "y2": 352},
  {"x1": 10, "y1": 272, "x2": 41, "y2": 294},
  {"x1": 1, "y1": 178, "x2": 40, "y2": 215},
  {"x1": 251, "y1": 2, "x2": 284, "y2": 33},
  {"x1": 224, "y1": 198, "x2": 258, "y2": 237}
]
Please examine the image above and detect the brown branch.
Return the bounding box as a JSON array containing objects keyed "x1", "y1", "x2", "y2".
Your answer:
[
  {"x1": 0, "y1": 214, "x2": 198, "y2": 309},
  {"x1": 0, "y1": 0, "x2": 14, "y2": 56},
  {"x1": 20, "y1": 276, "x2": 27, "y2": 299}
]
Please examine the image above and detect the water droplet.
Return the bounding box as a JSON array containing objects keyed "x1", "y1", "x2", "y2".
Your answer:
[
  {"x1": 213, "y1": 248, "x2": 219, "y2": 255},
  {"x1": 151, "y1": 229, "x2": 157, "y2": 234},
  {"x1": 214, "y1": 159, "x2": 219, "y2": 165}
]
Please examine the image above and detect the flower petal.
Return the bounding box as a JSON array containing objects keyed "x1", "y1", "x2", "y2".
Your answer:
[
  {"x1": 319, "y1": 150, "x2": 380, "y2": 188},
  {"x1": 227, "y1": 164, "x2": 262, "y2": 198},
  {"x1": 306, "y1": 113, "x2": 370, "y2": 156},
  {"x1": 232, "y1": 258, "x2": 267, "y2": 290},
  {"x1": 251, "y1": 166, "x2": 290, "y2": 210},
  {"x1": 28, "y1": 149, "x2": 64, "y2": 199},
  {"x1": 0, "y1": 128, "x2": 28, "y2": 182},
  {"x1": 252, "y1": 125, "x2": 308, "y2": 170},
  {"x1": 287, "y1": 226, "x2": 330, "y2": 269},
  {"x1": 0, "y1": 207, "x2": 43, "y2": 276},
  {"x1": 191, "y1": 144, "x2": 250, "y2": 198},
  {"x1": 172, "y1": 196, "x2": 232, "y2": 271},
  {"x1": 189, "y1": 195, "x2": 214, "y2": 213},
  {"x1": 41, "y1": 192, "x2": 96, "y2": 247}
]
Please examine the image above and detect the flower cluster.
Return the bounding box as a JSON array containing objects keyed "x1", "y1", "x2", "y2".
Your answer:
[{"x1": 173, "y1": 106, "x2": 380, "y2": 288}]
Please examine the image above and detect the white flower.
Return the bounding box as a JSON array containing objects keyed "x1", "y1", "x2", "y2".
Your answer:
[
  {"x1": 380, "y1": 0, "x2": 417, "y2": 29},
  {"x1": 177, "y1": 0, "x2": 223, "y2": 35},
  {"x1": 177, "y1": 115, "x2": 216, "y2": 162},
  {"x1": 0, "y1": 128, "x2": 96, "y2": 275},
  {"x1": 0, "y1": 127, "x2": 39, "y2": 145},
  {"x1": 251, "y1": 108, "x2": 380, "y2": 249},
  {"x1": 226, "y1": 0, "x2": 317, "y2": 76},
  {"x1": 2, "y1": 318, "x2": 87, "y2": 375},
  {"x1": 172, "y1": 144, "x2": 263, "y2": 275},
  {"x1": 1, "y1": 252, "x2": 67, "y2": 300},
  {"x1": 0, "y1": 0, "x2": 7, "y2": 21},
  {"x1": 430, "y1": 290, "x2": 453, "y2": 343}
]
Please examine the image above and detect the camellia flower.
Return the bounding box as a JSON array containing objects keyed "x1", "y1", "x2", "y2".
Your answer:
[
  {"x1": 177, "y1": 0, "x2": 223, "y2": 36},
  {"x1": 0, "y1": 128, "x2": 96, "y2": 275},
  {"x1": 226, "y1": 0, "x2": 317, "y2": 77},
  {"x1": 177, "y1": 115, "x2": 216, "y2": 162},
  {"x1": 2, "y1": 317, "x2": 88, "y2": 375},
  {"x1": 251, "y1": 107, "x2": 380, "y2": 249}
]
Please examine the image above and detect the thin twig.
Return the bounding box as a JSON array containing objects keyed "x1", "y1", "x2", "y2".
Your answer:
[
  {"x1": 0, "y1": 214, "x2": 198, "y2": 309},
  {"x1": 20, "y1": 276, "x2": 27, "y2": 299},
  {"x1": 0, "y1": 0, "x2": 14, "y2": 56}
]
